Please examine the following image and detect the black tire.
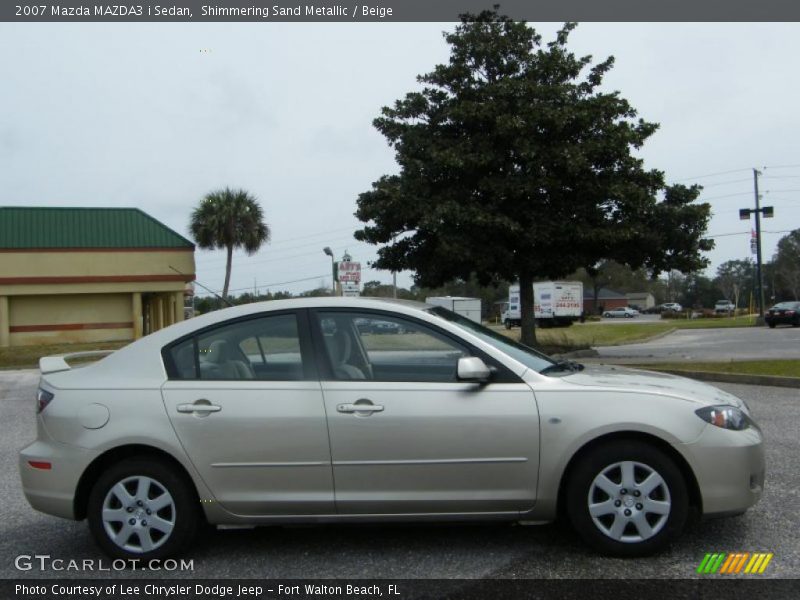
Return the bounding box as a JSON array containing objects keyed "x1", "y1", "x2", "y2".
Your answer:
[
  {"x1": 768, "y1": 322, "x2": 776, "y2": 329},
  {"x1": 504, "y1": 319, "x2": 512, "y2": 330},
  {"x1": 603, "y1": 313, "x2": 611, "y2": 318},
  {"x1": 87, "y1": 457, "x2": 200, "y2": 560},
  {"x1": 566, "y1": 440, "x2": 688, "y2": 557}
]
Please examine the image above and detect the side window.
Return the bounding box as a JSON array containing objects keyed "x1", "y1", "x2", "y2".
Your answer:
[
  {"x1": 167, "y1": 313, "x2": 304, "y2": 381},
  {"x1": 317, "y1": 312, "x2": 468, "y2": 383}
]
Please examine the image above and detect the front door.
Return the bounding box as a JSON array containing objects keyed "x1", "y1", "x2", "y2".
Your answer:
[
  {"x1": 311, "y1": 310, "x2": 539, "y2": 515},
  {"x1": 161, "y1": 311, "x2": 333, "y2": 516}
]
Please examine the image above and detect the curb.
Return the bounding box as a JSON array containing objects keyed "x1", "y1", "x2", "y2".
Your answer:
[{"x1": 643, "y1": 369, "x2": 800, "y2": 389}]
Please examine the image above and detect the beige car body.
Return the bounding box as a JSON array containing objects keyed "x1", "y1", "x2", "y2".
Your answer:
[{"x1": 20, "y1": 298, "x2": 764, "y2": 548}]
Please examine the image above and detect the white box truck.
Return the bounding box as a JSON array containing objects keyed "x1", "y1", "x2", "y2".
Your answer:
[
  {"x1": 502, "y1": 281, "x2": 584, "y2": 328},
  {"x1": 425, "y1": 296, "x2": 482, "y2": 323}
]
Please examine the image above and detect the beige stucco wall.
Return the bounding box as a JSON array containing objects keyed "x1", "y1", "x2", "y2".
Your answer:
[
  {"x1": 9, "y1": 293, "x2": 131, "y2": 326},
  {"x1": 0, "y1": 249, "x2": 194, "y2": 279},
  {"x1": 10, "y1": 326, "x2": 134, "y2": 347},
  {"x1": 0, "y1": 249, "x2": 193, "y2": 347}
]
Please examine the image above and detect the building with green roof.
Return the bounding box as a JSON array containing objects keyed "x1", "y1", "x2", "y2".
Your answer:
[{"x1": 0, "y1": 207, "x2": 196, "y2": 347}]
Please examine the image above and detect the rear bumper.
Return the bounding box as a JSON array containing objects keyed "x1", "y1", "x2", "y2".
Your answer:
[
  {"x1": 19, "y1": 439, "x2": 89, "y2": 520},
  {"x1": 682, "y1": 424, "x2": 765, "y2": 517}
]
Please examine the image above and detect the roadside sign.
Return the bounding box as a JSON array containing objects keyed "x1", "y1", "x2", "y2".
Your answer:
[{"x1": 337, "y1": 260, "x2": 361, "y2": 283}]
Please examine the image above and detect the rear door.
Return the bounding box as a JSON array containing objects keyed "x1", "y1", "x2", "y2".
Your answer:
[
  {"x1": 311, "y1": 309, "x2": 539, "y2": 515},
  {"x1": 161, "y1": 310, "x2": 333, "y2": 516}
]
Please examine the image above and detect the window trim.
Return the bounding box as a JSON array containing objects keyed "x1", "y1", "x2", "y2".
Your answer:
[
  {"x1": 307, "y1": 307, "x2": 521, "y2": 384},
  {"x1": 161, "y1": 309, "x2": 318, "y2": 381}
]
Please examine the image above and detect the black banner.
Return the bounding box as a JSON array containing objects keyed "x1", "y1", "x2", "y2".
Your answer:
[
  {"x1": 3, "y1": 0, "x2": 800, "y2": 23},
  {"x1": 4, "y1": 579, "x2": 800, "y2": 600}
]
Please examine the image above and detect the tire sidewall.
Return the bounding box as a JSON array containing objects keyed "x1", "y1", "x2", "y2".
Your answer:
[
  {"x1": 87, "y1": 458, "x2": 199, "y2": 560},
  {"x1": 566, "y1": 440, "x2": 688, "y2": 557}
]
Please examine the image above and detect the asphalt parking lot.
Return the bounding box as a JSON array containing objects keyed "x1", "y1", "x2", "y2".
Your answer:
[
  {"x1": 1, "y1": 369, "x2": 798, "y2": 580},
  {"x1": 595, "y1": 325, "x2": 800, "y2": 361}
]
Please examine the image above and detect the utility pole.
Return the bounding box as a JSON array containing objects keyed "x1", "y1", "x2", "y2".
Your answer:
[
  {"x1": 739, "y1": 169, "x2": 774, "y2": 322},
  {"x1": 753, "y1": 169, "x2": 764, "y2": 320}
]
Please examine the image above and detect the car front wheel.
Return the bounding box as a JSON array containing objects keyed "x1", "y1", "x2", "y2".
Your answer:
[
  {"x1": 566, "y1": 440, "x2": 688, "y2": 557},
  {"x1": 87, "y1": 458, "x2": 200, "y2": 560}
]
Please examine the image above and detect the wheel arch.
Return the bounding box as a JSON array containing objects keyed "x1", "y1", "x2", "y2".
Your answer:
[
  {"x1": 555, "y1": 430, "x2": 702, "y2": 520},
  {"x1": 74, "y1": 444, "x2": 202, "y2": 521}
]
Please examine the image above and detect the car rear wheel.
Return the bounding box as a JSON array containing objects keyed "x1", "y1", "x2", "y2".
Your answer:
[
  {"x1": 768, "y1": 322, "x2": 776, "y2": 329},
  {"x1": 87, "y1": 458, "x2": 200, "y2": 560},
  {"x1": 566, "y1": 440, "x2": 688, "y2": 557}
]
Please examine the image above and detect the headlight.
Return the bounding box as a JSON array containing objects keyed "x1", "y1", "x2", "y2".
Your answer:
[{"x1": 695, "y1": 405, "x2": 752, "y2": 430}]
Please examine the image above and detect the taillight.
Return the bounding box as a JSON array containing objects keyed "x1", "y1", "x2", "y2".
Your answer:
[
  {"x1": 36, "y1": 388, "x2": 54, "y2": 413},
  {"x1": 786, "y1": 310, "x2": 796, "y2": 315}
]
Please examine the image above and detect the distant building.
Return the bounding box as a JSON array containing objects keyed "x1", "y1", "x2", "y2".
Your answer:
[
  {"x1": 0, "y1": 207, "x2": 195, "y2": 347},
  {"x1": 626, "y1": 292, "x2": 656, "y2": 310},
  {"x1": 583, "y1": 287, "x2": 628, "y2": 314}
]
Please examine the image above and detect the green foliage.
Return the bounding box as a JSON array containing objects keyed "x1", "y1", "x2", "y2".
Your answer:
[
  {"x1": 714, "y1": 259, "x2": 754, "y2": 308},
  {"x1": 193, "y1": 290, "x2": 291, "y2": 314},
  {"x1": 772, "y1": 229, "x2": 800, "y2": 300},
  {"x1": 354, "y1": 10, "x2": 712, "y2": 345},
  {"x1": 190, "y1": 187, "x2": 270, "y2": 298}
]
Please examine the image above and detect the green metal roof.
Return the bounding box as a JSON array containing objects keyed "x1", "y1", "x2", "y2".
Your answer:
[{"x1": 0, "y1": 207, "x2": 194, "y2": 249}]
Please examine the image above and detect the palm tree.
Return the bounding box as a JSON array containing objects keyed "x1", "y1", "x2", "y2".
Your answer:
[{"x1": 190, "y1": 188, "x2": 270, "y2": 299}]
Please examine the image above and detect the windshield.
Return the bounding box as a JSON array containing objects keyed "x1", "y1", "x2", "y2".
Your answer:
[{"x1": 426, "y1": 306, "x2": 556, "y2": 373}]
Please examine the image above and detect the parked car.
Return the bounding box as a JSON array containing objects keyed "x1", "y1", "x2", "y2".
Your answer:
[
  {"x1": 765, "y1": 301, "x2": 800, "y2": 328},
  {"x1": 21, "y1": 298, "x2": 764, "y2": 560},
  {"x1": 603, "y1": 307, "x2": 638, "y2": 318},
  {"x1": 660, "y1": 302, "x2": 682, "y2": 312},
  {"x1": 714, "y1": 300, "x2": 736, "y2": 315}
]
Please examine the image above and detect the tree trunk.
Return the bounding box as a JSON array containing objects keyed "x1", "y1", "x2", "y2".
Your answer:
[
  {"x1": 519, "y1": 272, "x2": 538, "y2": 347},
  {"x1": 593, "y1": 279, "x2": 601, "y2": 315},
  {"x1": 223, "y1": 244, "x2": 233, "y2": 299}
]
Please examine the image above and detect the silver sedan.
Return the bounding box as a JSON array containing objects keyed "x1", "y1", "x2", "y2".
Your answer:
[{"x1": 20, "y1": 298, "x2": 764, "y2": 559}]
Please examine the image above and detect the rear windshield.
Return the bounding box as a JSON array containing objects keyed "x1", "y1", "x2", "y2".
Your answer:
[{"x1": 773, "y1": 302, "x2": 800, "y2": 310}]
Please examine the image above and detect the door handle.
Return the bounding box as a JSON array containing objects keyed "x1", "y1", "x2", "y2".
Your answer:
[
  {"x1": 177, "y1": 402, "x2": 222, "y2": 414},
  {"x1": 337, "y1": 403, "x2": 384, "y2": 414}
]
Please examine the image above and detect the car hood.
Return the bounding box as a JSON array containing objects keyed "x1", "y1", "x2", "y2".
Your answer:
[{"x1": 560, "y1": 364, "x2": 746, "y2": 409}]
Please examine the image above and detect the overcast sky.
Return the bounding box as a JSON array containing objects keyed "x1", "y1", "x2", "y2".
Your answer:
[{"x1": 1, "y1": 22, "x2": 799, "y2": 297}]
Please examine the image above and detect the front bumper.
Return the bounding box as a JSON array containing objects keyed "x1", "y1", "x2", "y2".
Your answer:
[
  {"x1": 19, "y1": 439, "x2": 90, "y2": 520},
  {"x1": 682, "y1": 423, "x2": 765, "y2": 517}
]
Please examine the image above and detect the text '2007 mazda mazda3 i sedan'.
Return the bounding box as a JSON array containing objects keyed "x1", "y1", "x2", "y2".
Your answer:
[{"x1": 20, "y1": 298, "x2": 765, "y2": 559}]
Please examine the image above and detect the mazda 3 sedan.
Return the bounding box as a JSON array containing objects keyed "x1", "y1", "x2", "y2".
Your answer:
[{"x1": 20, "y1": 298, "x2": 765, "y2": 559}]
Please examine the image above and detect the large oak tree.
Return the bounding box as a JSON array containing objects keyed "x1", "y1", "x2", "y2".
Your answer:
[{"x1": 355, "y1": 12, "x2": 712, "y2": 345}]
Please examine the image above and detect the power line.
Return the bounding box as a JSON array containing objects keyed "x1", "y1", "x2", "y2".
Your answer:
[
  {"x1": 697, "y1": 191, "x2": 753, "y2": 201},
  {"x1": 196, "y1": 242, "x2": 372, "y2": 272},
  {"x1": 764, "y1": 164, "x2": 800, "y2": 170},
  {"x1": 697, "y1": 178, "x2": 754, "y2": 188},
  {"x1": 673, "y1": 168, "x2": 751, "y2": 182},
  {"x1": 195, "y1": 234, "x2": 359, "y2": 267}
]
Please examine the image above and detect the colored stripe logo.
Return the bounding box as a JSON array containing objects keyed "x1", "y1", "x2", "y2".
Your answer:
[{"x1": 697, "y1": 552, "x2": 773, "y2": 574}]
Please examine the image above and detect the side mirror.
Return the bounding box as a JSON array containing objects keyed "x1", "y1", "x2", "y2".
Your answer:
[{"x1": 457, "y1": 356, "x2": 492, "y2": 383}]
